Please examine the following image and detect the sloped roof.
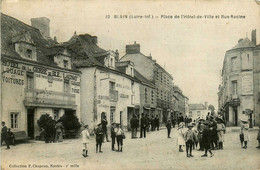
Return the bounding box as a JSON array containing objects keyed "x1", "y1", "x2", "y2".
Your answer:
[
  {"x1": 134, "y1": 69, "x2": 154, "y2": 88},
  {"x1": 189, "y1": 104, "x2": 206, "y2": 110},
  {"x1": 231, "y1": 37, "x2": 255, "y2": 50},
  {"x1": 1, "y1": 13, "x2": 58, "y2": 66},
  {"x1": 62, "y1": 33, "x2": 108, "y2": 67}
]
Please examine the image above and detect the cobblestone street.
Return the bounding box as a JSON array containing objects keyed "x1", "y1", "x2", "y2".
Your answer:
[{"x1": 1, "y1": 128, "x2": 259, "y2": 170}]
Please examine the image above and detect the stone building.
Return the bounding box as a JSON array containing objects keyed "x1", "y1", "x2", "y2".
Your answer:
[
  {"x1": 172, "y1": 85, "x2": 186, "y2": 119},
  {"x1": 1, "y1": 14, "x2": 81, "y2": 138},
  {"x1": 218, "y1": 30, "x2": 260, "y2": 126},
  {"x1": 120, "y1": 42, "x2": 174, "y2": 123},
  {"x1": 189, "y1": 102, "x2": 210, "y2": 121},
  {"x1": 62, "y1": 34, "x2": 140, "y2": 130}
]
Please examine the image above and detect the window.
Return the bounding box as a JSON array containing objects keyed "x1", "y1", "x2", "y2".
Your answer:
[
  {"x1": 10, "y1": 112, "x2": 19, "y2": 129},
  {"x1": 232, "y1": 81, "x2": 237, "y2": 95},
  {"x1": 145, "y1": 88, "x2": 148, "y2": 103},
  {"x1": 64, "y1": 79, "x2": 70, "y2": 93},
  {"x1": 131, "y1": 95, "x2": 135, "y2": 105},
  {"x1": 110, "y1": 107, "x2": 115, "y2": 124},
  {"x1": 27, "y1": 49, "x2": 32, "y2": 59},
  {"x1": 63, "y1": 60, "x2": 68, "y2": 68},
  {"x1": 231, "y1": 56, "x2": 238, "y2": 71},
  {"x1": 151, "y1": 90, "x2": 154, "y2": 104},
  {"x1": 109, "y1": 81, "x2": 115, "y2": 90},
  {"x1": 120, "y1": 111, "x2": 123, "y2": 125},
  {"x1": 27, "y1": 73, "x2": 34, "y2": 90}
]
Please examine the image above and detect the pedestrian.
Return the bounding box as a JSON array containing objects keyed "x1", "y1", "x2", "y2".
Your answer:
[
  {"x1": 1, "y1": 121, "x2": 10, "y2": 149},
  {"x1": 115, "y1": 124, "x2": 124, "y2": 152},
  {"x1": 140, "y1": 113, "x2": 147, "y2": 138},
  {"x1": 101, "y1": 115, "x2": 110, "y2": 142},
  {"x1": 111, "y1": 122, "x2": 116, "y2": 151},
  {"x1": 166, "y1": 119, "x2": 172, "y2": 138},
  {"x1": 184, "y1": 123, "x2": 196, "y2": 157},
  {"x1": 177, "y1": 122, "x2": 185, "y2": 152},
  {"x1": 216, "y1": 116, "x2": 226, "y2": 149},
  {"x1": 81, "y1": 125, "x2": 90, "y2": 157},
  {"x1": 155, "y1": 115, "x2": 160, "y2": 131},
  {"x1": 151, "y1": 115, "x2": 155, "y2": 131},
  {"x1": 94, "y1": 123, "x2": 103, "y2": 153},
  {"x1": 256, "y1": 125, "x2": 260, "y2": 149},
  {"x1": 7, "y1": 128, "x2": 15, "y2": 146},
  {"x1": 210, "y1": 117, "x2": 218, "y2": 150},
  {"x1": 201, "y1": 120, "x2": 214, "y2": 157},
  {"x1": 240, "y1": 118, "x2": 249, "y2": 149},
  {"x1": 192, "y1": 122, "x2": 199, "y2": 150},
  {"x1": 197, "y1": 119, "x2": 205, "y2": 151},
  {"x1": 133, "y1": 115, "x2": 139, "y2": 138},
  {"x1": 55, "y1": 120, "x2": 64, "y2": 142},
  {"x1": 130, "y1": 115, "x2": 136, "y2": 139},
  {"x1": 145, "y1": 114, "x2": 151, "y2": 132},
  {"x1": 184, "y1": 116, "x2": 188, "y2": 127}
]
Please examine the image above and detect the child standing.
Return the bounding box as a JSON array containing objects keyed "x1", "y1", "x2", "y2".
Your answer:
[
  {"x1": 256, "y1": 125, "x2": 260, "y2": 149},
  {"x1": 184, "y1": 123, "x2": 196, "y2": 157},
  {"x1": 177, "y1": 122, "x2": 185, "y2": 152},
  {"x1": 115, "y1": 124, "x2": 124, "y2": 152},
  {"x1": 81, "y1": 125, "x2": 90, "y2": 157}
]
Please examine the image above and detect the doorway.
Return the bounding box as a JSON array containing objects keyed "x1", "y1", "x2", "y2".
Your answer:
[
  {"x1": 27, "y1": 109, "x2": 34, "y2": 139},
  {"x1": 233, "y1": 107, "x2": 238, "y2": 126}
]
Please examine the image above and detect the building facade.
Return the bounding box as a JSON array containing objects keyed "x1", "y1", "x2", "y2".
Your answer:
[
  {"x1": 120, "y1": 43, "x2": 174, "y2": 123},
  {"x1": 1, "y1": 14, "x2": 81, "y2": 138},
  {"x1": 189, "y1": 103, "x2": 210, "y2": 121},
  {"x1": 218, "y1": 30, "x2": 260, "y2": 126}
]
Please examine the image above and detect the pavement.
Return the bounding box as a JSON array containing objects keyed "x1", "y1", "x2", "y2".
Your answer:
[{"x1": 1, "y1": 128, "x2": 260, "y2": 170}]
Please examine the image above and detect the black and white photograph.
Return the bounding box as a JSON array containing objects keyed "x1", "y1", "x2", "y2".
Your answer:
[{"x1": 1, "y1": 0, "x2": 260, "y2": 169}]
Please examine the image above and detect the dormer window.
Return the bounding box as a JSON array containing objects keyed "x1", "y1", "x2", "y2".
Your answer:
[
  {"x1": 63, "y1": 60, "x2": 68, "y2": 68},
  {"x1": 27, "y1": 49, "x2": 32, "y2": 59}
]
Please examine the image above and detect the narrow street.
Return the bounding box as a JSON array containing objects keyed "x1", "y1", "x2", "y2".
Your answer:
[{"x1": 1, "y1": 128, "x2": 259, "y2": 170}]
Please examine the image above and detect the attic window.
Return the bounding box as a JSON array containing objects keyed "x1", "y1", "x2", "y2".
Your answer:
[
  {"x1": 27, "y1": 49, "x2": 32, "y2": 59},
  {"x1": 63, "y1": 60, "x2": 68, "y2": 68}
]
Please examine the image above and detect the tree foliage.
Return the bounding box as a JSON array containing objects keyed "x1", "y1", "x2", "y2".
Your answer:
[{"x1": 58, "y1": 112, "x2": 81, "y2": 131}]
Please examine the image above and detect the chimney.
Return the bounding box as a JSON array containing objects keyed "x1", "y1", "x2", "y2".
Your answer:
[
  {"x1": 205, "y1": 102, "x2": 208, "y2": 110},
  {"x1": 126, "y1": 42, "x2": 140, "y2": 54},
  {"x1": 251, "y1": 29, "x2": 256, "y2": 45},
  {"x1": 238, "y1": 38, "x2": 243, "y2": 43},
  {"x1": 31, "y1": 17, "x2": 50, "y2": 38},
  {"x1": 92, "y1": 36, "x2": 98, "y2": 44},
  {"x1": 115, "y1": 49, "x2": 119, "y2": 61}
]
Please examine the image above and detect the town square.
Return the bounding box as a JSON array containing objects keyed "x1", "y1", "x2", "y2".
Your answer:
[{"x1": 1, "y1": 0, "x2": 260, "y2": 170}]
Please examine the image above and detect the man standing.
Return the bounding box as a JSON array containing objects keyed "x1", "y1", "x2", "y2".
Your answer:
[
  {"x1": 133, "y1": 114, "x2": 139, "y2": 138},
  {"x1": 94, "y1": 123, "x2": 104, "y2": 153},
  {"x1": 111, "y1": 122, "x2": 116, "y2": 150},
  {"x1": 155, "y1": 115, "x2": 160, "y2": 131},
  {"x1": 145, "y1": 114, "x2": 150, "y2": 132},
  {"x1": 1, "y1": 121, "x2": 10, "y2": 149},
  {"x1": 201, "y1": 121, "x2": 214, "y2": 157},
  {"x1": 140, "y1": 113, "x2": 147, "y2": 138},
  {"x1": 166, "y1": 119, "x2": 172, "y2": 138},
  {"x1": 151, "y1": 115, "x2": 155, "y2": 131},
  {"x1": 130, "y1": 116, "x2": 135, "y2": 139},
  {"x1": 101, "y1": 115, "x2": 110, "y2": 142}
]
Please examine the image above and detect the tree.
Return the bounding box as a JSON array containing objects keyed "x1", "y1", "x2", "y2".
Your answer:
[
  {"x1": 37, "y1": 114, "x2": 55, "y2": 142},
  {"x1": 208, "y1": 105, "x2": 215, "y2": 112},
  {"x1": 58, "y1": 112, "x2": 81, "y2": 131}
]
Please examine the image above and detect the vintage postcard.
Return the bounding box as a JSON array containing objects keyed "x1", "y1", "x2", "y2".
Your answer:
[{"x1": 1, "y1": 0, "x2": 260, "y2": 170}]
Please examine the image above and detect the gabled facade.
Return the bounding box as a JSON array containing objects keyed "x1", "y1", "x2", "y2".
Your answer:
[
  {"x1": 1, "y1": 14, "x2": 81, "y2": 138},
  {"x1": 218, "y1": 29, "x2": 260, "y2": 126}
]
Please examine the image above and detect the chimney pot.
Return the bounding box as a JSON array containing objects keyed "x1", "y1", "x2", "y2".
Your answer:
[{"x1": 251, "y1": 29, "x2": 256, "y2": 45}]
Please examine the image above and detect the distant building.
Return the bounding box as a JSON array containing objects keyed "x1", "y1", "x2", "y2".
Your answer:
[
  {"x1": 1, "y1": 14, "x2": 81, "y2": 138},
  {"x1": 120, "y1": 42, "x2": 174, "y2": 124},
  {"x1": 218, "y1": 29, "x2": 260, "y2": 126},
  {"x1": 173, "y1": 85, "x2": 187, "y2": 119},
  {"x1": 189, "y1": 102, "x2": 210, "y2": 121}
]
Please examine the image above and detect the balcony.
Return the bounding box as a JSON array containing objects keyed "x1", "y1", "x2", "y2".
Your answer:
[
  {"x1": 229, "y1": 94, "x2": 240, "y2": 106},
  {"x1": 109, "y1": 89, "x2": 118, "y2": 102},
  {"x1": 24, "y1": 88, "x2": 76, "y2": 108}
]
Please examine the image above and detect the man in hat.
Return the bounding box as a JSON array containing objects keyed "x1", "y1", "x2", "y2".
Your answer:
[
  {"x1": 94, "y1": 123, "x2": 104, "y2": 153},
  {"x1": 197, "y1": 119, "x2": 205, "y2": 151},
  {"x1": 166, "y1": 119, "x2": 172, "y2": 138},
  {"x1": 111, "y1": 122, "x2": 116, "y2": 151},
  {"x1": 140, "y1": 113, "x2": 147, "y2": 138},
  {"x1": 130, "y1": 115, "x2": 136, "y2": 139},
  {"x1": 155, "y1": 115, "x2": 160, "y2": 131},
  {"x1": 101, "y1": 115, "x2": 110, "y2": 142},
  {"x1": 184, "y1": 123, "x2": 196, "y2": 157},
  {"x1": 1, "y1": 121, "x2": 10, "y2": 149},
  {"x1": 201, "y1": 120, "x2": 214, "y2": 157}
]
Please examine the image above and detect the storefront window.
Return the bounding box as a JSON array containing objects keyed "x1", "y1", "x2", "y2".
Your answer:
[{"x1": 10, "y1": 112, "x2": 19, "y2": 129}]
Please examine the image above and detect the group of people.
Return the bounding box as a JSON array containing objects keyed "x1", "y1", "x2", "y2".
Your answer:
[
  {"x1": 176, "y1": 114, "x2": 226, "y2": 158},
  {"x1": 44, "y1": 120, "x2": 65, "y2": 143},
  {"x1": 80, "y1": 116, "x2": 125, "y2": 157},
  {"x1": 131, "y1": 113, "x2": 160, "y2": 139}
]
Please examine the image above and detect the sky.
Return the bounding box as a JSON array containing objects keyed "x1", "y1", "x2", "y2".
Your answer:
[{"x1": 2, "y1": 0, "x2": 260, "y2": 109}]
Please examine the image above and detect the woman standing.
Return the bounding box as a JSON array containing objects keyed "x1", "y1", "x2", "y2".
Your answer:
[
  {"x1": 240, "y1": 118, "x2": 249, "y2": 149},
  {"x1": 55, "y1": 121, "x2": 64, "y2": 142},
  {"x1": 177, "y1": 122, "x2": 185, "y2": 152},
  {"x1": 115, "y1": 124, "x2": 124, "y2": 152}
]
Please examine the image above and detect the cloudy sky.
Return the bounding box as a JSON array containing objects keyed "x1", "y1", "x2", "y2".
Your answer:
[{"x1": 2, "y1": 0, "x2": 260, "y2": 109}]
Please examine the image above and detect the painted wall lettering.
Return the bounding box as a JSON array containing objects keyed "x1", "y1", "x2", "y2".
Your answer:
[{"x1": 2, "y1": 76, "x2": 24, "y2": 85}]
